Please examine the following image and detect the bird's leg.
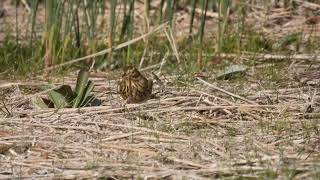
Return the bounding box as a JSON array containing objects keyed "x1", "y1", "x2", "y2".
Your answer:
[
  {"x1": 126, "y1": 96, "x2": 134, "y2": 104},
  {"x1": 151, "y1": 72, "x2": 164, "y2": 92},
  {"x1": 128, "y1": 76, "x2": 132, "y2": 97},
  {"x1": 150, "y1": 72, "x2": 164, "y2": 99}
]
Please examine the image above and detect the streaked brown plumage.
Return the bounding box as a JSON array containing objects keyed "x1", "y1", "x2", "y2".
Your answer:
[{"x1": 118, "y1": 66, "x2": 153, "y2": 103}]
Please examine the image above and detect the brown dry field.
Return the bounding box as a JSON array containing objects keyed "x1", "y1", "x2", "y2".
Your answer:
[{"x1": 0, "y1": 1, "x2": 320, "y2": 179}]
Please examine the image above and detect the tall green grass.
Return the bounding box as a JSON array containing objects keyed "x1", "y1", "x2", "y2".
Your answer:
[
  {"x1": 0, "y1": 0, "x2": 318, "y2": 76},
  {"x1": 197, "y1": 0, "x2": 208, "y2": 67}
]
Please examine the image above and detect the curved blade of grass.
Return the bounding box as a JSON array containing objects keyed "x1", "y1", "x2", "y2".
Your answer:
[
  {"x1": 53, "y1": 84, "x2": 75, "y2": 104},
  {"x1": 31, "y1": 96, "x2": 49, "y2": 109},
  {"x1": 73, "y1": 69, "x2": 89, "y2": 108},
  {"x1": 48, "y1": 89, "x2": 68, "y2": 108},
  {"x1": 80, "y1": 80, "x2": 94, "y2": 107}
]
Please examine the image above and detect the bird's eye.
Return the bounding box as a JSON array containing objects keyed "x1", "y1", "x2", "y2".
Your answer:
[{"x1": 132, "y1": 69, "x2": 139, "y2": 76}]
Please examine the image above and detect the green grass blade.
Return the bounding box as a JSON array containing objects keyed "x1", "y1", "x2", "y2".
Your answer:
[
  {"x1": 53, "y1": 84, "x2": 75, "y2": 104},
  {"x1": 126, "y1": 0, "x2": 135, "y2": 64},
  {"x1": 120, "y1": 0, "x2": 129, "y2": 41},
  {"x1": 166, "y1": 0, "x2": 175, "y2": 28},
  {"x1": 189, "y1": 0, "x2": 197, "y2": 36},
  {"x1": 199, "y1": 0, "x2": 209, "y2": 44},
  {"x1": 48, "y1": 89, "x2": 68, "y2": 109},
  {"x1": 106, "y1": 0, "x2": 117, "y2": 67},
  {"x1": 80, "y1": 80, "x2": 94, "y2": 107},
  {"x1": 158, "y1": 0, "x2": 165, "y2": 23},
  {"x1": 198, "y1": 0, "x2": 209, "y2": 67},
  {"x1": 73, "y1": 69, "x2": 89, "y2": 108},
  {"x1": 31, "y1": 96, "x2": 49, "y2": 109},
  {"x1": 29, "y1": 0, "x2": 40, "y2": 49}
]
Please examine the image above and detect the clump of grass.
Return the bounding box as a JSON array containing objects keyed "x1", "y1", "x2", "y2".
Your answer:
[
  {"x1": 243, "y1": 32, "x2": 273, "y2": 53},
  {"x1": 0, "y1": 37, "x2": 42, "y2": 76},
  {"x1": 257, "y1": 169, "x2": 278, "y2": 179},
  {"x1": 256, "y1": 61, "x2": 291, "y2": 89}
]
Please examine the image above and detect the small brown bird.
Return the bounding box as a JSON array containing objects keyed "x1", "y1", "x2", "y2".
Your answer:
[{"x1": 118, "y1": 66, "x2": 153, "y2": 103}]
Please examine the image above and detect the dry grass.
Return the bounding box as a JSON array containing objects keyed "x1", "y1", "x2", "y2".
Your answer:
[
  {"x1": 1, "y1": 0, "x2": 320, "y2": 179},
  {"x1": 0, "y1": 61, "x2": 319, "y2": 179}
]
